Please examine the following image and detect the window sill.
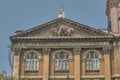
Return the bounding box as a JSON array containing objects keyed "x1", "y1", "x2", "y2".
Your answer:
[
  {"x1": 86, "y1": 70, "x2": 99, "y2": 72},
  {"x1": 25, "y1": 70, "x2": 38, "y2": 72},
  {"x1": 55, "y1": 70, "x2": 69, "y2": 72},
  {"x1": 55, "y1": 70, "x2": 69, "y2": 74},
  {"x1": 85, "y1": 70, "x2": 99, "y2": 75},
  {"x1": 54, "y1": 70, "x2": 69, "y2": 75}
]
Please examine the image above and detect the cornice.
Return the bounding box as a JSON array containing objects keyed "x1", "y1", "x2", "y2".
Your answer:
[
  {"x1": 11, "y1": 36, "x2": 113, "y2": 41},
  {"x1": 10, "y1": 36, "x2": 114, "y2": 45}
]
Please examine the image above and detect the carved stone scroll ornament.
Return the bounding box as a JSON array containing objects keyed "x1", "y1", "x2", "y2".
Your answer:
[
  {"x1": 51, "y1": 25, "x2": 74, "y2": 37},
  {"x1": 43, "y1": 48, "x2": 51, "y2": 55}
]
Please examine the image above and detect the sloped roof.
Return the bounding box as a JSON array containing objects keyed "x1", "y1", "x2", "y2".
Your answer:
[{"x1": 10, "y1": 18, "x2": 112, "y2": 39}]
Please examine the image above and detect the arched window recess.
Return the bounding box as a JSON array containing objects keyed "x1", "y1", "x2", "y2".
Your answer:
[
  {"x1": 85, "y1": 51, "x2": 99, "y2": 71},
  {"x1": 25, "y1": 52, "x2": 38, "y2": 71},
  {"x1": 54, "y1": 51, "x2": 69, "y2": 71}
]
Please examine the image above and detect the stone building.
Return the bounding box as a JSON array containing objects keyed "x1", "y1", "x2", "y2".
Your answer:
[{"x1": 10, "y1": 0, "x2": 120, "y2": 80}]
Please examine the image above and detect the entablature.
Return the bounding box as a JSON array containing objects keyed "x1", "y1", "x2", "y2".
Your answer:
[
  {"x1": 11, "y1": 36, "x2": 113, "y2": 43},
  {"x1": 13, "y1": 41, "x2": 110, "y2": 48}
]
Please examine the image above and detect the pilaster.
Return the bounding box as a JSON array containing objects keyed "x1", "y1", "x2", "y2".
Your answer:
[
  {"x1": 43, "y1": 48, "x2": 50, "y2": 80},
  {"x1": 13, "y1": 48, "x2": 22, "y2": 79},
  {"x1": 113, "y1": 41, "x2": 120, "y2": 77},
  {"x1": 103, "y1": 47, "x2": 111, "y2": 80},
  {"x1": 73, "y1": 48, "x2": 81, "y2": 80},
  {"x1": 21, "y1": 60, "x2": 25, "y2": 77}
]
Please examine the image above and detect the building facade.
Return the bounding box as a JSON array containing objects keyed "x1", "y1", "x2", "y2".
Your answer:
[{"x1": 10, "y1": 0, "x2": 120, "y2": 80}]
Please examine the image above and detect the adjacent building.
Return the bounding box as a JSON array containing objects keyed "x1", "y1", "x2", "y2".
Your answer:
[{"x1": 10, "y1": 0, "x2": 120, "y2": 80}]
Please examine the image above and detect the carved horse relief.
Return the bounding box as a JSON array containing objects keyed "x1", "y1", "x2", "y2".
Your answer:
[{"x1": 51, "y1": 25, "x2": 74, "y2": 36}]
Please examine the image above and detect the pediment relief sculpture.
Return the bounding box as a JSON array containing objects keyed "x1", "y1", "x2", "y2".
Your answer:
[{"x1": 51, "y1": 25, "x2": 74, "y2": 37}]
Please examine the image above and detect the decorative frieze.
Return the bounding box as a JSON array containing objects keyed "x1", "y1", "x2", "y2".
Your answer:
[{"x1": 14, "y1": 41, "x2": 110, "y2": 48}]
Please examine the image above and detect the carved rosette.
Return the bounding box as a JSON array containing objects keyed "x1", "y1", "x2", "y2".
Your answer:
[
  {"x1": 103, "y1": 47, "x2": 111, "y2": 54},
  {"x1": 13, "y1": 48, "x2": 22, "y2": 55},
  {"x1": 43, "y1": 48, "x2": 51, "y2": 55},
  {"x1": 73, "y1": 48, "x2": 81, "y2": 55}
]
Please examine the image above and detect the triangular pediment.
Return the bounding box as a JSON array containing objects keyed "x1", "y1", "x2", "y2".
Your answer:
[{"x1": 11, "y1": 18, "x2": 111, "y2": 39}]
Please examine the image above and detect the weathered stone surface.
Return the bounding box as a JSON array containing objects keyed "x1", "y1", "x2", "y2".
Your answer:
[{"x1": 10, "y1": 1, "x2": 120, "y2": 80}]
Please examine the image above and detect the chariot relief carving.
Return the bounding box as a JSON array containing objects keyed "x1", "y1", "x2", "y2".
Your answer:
[{"x1": 51, "y1": 25, "x2": 74, "y2": 36}]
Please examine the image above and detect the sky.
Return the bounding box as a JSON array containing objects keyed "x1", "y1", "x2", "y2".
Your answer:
[{"x1": 0, "y1": 0, "x2": 108, "y2": 76}]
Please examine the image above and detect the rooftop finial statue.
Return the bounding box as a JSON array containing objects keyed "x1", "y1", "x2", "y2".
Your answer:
[{"x1": 58, "y1": 4, "x2": 65, "y2": 18}]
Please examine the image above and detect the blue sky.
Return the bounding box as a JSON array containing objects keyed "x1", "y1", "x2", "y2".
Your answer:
[{"x1": 0, "y1": 0, "x2": 107, "y2": 75}]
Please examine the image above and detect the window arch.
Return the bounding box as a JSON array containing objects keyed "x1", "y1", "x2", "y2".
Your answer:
[
  {"x1": 25, "y1": 52, "x2": 38, "y2": 71},
  {"x1": 86, "y1": 51, "x2": 99, "y2": 70},
  {"x1": 54, "y1": 52, "x2": 69, "y2": 71}
]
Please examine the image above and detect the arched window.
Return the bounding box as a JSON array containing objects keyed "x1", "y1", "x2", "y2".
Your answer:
[
  {"x1": 54, "y1": 52, "x2": 69, "y2": 70},
  {"x1": 86, "y1": 52, "x2": 99, "y2": 70},
  {"x1": 25, "y1": 53, "x2": 38, "y2": 71}
]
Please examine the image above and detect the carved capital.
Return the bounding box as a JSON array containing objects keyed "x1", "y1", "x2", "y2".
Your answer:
[
  {"x1": 109, "y1": 0, "x2": 118, "y2": 8},
  {"x1": 13, "y1": 48, "x2": 22, "y2": 55},
  {"x1": 73, "y1": 48, "x2": 81, "y2": 55},
  {"x1": 43, "y1": 48, "x2": 51, "y2": 55},
  {"x1": 103, "y1": 47, "x2": 111, "y2": 54}
]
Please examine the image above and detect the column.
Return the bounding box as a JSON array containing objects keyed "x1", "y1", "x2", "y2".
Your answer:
[
  {"x1": 74, "y1": 48, "x2": 81, "y2": 80},
  {"x1": 13, "y1": 48, "x2": 22, "y2": 79},
  {"x1": 103, "y1": 47, "x2": 111, "y2": 80},
  {"x1": 43, "y1": 48, "x2": 50, "y2": 80}
]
